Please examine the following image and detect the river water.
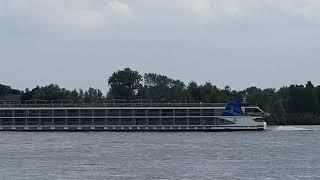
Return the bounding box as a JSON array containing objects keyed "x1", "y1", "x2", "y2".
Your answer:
[{"x1": 0, "y1": 126, "x2": 320, "y2": 180}]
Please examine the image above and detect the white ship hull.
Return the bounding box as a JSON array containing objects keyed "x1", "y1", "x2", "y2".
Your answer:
[{"x1": 0, "y1": 117, "x2": 267, "y2": 131}]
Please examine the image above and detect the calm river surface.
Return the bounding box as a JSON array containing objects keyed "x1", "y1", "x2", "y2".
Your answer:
[{"x1": 0, "y1": 126, "x2": 320, "y2": 180}]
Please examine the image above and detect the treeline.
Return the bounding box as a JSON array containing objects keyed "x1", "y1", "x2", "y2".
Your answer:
[
  {"x1": 21, "y1": 85, "x2": 104, "y2": 103},
  {"x1": 1, "y1": 68, "x2": 320, "y2": 125}
]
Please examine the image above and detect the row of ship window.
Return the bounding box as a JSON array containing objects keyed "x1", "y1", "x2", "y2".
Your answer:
[
  {"x1": 0, "y1": 117, "x2": 234, "y2": 126},
  {"x1": 0, "y1": 109, "x2": 223, "y2": 117}
]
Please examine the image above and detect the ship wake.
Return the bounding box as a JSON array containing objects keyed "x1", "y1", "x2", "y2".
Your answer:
[{"x1": 275, "y1": 126, "x2": 316, "y2": 131}]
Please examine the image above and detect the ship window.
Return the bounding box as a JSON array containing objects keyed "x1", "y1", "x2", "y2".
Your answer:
[
  {"x1": 246, "y1": 108, "x2": 263, "y2": 113},
  {"x1": 162, "y1": 109, "x2": 173, "y2": 116},
  {"x1": 94, "y1": 118, "x2": 105, "y2": 125},
  {"x1": 162, "y1": 118, "x2": 174, "y2": 125},
  {"x1": 29, "y1": 110, "x2": 40, "y2": 117},
  {"x1": 135, "y1": 118, "x2": 146, "y2": 125},
  {"x1": 175, "y1": 109, "x2": 187, "y2": 116},
  {"x1": 53, "y1": 110, "x2": 65, "y2": 117},
  {"x1": 121, "y1": 118, "x2": 134, "y2": 125},
  {"x1": 41, "y1": 110, "x2": 52, "y2": 117},
  {"x1": 107, "y1": 118, "x2": 119, "y2": 125},
  {"x1": 121, "y1": 109, "x2": 132, "y2": 116},
  {"x1": 214, "y1": 109, "x2": 224, "y2": 116},
  {"x1": 94, "y1": 109, "x2": 106, "y2": 116},
  {"x1": 80, "y1": 118, "x2": 93, "y2": 125},
  {"x1": 148, "y1": 118, "x2": 160, "y2": 125},
  {"x1": 108, "y1": 109, "x2": 120, "y2": 117},
  {"x1": 1, "y1": 118, "x2": 13, "y2": 125},
  {"x1": 41, "y1": 118, "x2": 53, "y2": 125},
  {"x1": 0, "y1": 110, "x2": 4, "y2": 117},
  {"x1": 54, "y1": 118, "x2": 66, "y2": 125},
  {"x1": 202, "y1": 109, "x2": 215, "y2": 116},
  {"x1": 215, "y1": 118, "x2": 235, "y2": 125},
  {"x1": 253, "y1": 118, "x2": 264, "y2": 122},
  {"x1": 4, "y1": 110, "x2": 13, "y2": 117},
  {"x1": 221, "y1": 119, "x2": 234, "y2": 125},
  {"x1": 67, "y1": 118, "x2": 79, "y2": 125},
  {"x1": 134, "y1": 109, "x2": 146, "y2": 116},
  {"x1": 27, "y1": 118, "x2": 39, "y2": 125},
  {"x1": 148, "y1": 109, "x2": 159, "y2": 116},
  {"x1": 14, "y1": 110, "x2": 26, "y2": 117},
  {"x1": 3, "y1": 110, "x2": 13, "y2": 117},
  {"x1": 204, "y1": 117, "x2": 215, "y2": 125},
  {"x1": 189, "y1": 109, "x2": 200, "y2": 116},
  {"x1": 189, "y1": 118, "x2": 201, "y2": 125},
  {"x1": 14, "y1": 118, "x2": 26, "y2": 125},
  {"x1": 67, "y1": 109, "x2": 78, "y2": 117},
  {"x1": 80, "y1": 109, "x2": 92, "y2": 116},
  {"x1": 175, "y1": 118, "x2": 188, "y2": 125}
]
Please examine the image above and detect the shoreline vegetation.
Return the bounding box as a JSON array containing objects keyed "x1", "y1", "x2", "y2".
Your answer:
[{"x1": 1, "y1": 68, "x2": 320, "y2": 125}]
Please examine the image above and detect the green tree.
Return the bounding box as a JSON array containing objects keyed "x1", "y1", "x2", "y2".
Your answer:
[
  {"x1": 142, "y1": 73, "x2": 186, "y2": 102},
  {"x1": 0, "y1": 84, "x2": 20, "y2": 95},
  {"x1": 271, "y1": 99, "x2": 287, "y2": 125},
  {"x1": 66, "y1": 89, "x2": 80, "y2": 102},
  {"x1": 305, "y1": 81, "x2": 319, "y2": 112},
  {"x1": 32, "y1": 84, "x2": 67, "y2": 100},
  {"x1": 107, "y1": 68, "x2": 142, "y2": 101},
  {"x1": 187, "y1": 81, "x2": 201, "y2": 102}
]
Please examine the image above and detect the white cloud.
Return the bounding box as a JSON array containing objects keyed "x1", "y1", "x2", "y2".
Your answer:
[
  {"x1": 274, "y1": 0, "x2": 320, "y2": 20},
  {"x1": 1, "y1": 0, "x2": 320, "y2": 31},
  {"x1": 176, "y1": 0, "x2": 212, "y2": 14},
  {"x1": 132, "y1": 0, "x2": 320, "y2": 24},
  {"x1": 57, "y1": 9, "x2": 105, "y2": 30},
  {"x1": 0, "y1": 0, "x2": 131, "y2": 30},
  {"x1": 111, "y1": 1, "x2": 129, "y2": 14}
]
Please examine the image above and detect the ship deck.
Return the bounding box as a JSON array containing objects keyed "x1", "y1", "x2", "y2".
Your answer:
[{"x1": 0, "y1": 101, "x2": 228, "y2": 108}]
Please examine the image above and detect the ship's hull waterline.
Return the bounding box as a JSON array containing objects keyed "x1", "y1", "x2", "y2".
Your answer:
[{"x1": 0, "y1": 125, "x2": 266, "y2": 131}]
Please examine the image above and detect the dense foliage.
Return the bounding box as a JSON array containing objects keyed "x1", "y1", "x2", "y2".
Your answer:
[
  {"x1": 0, "y1": 84, "x2": 21, "y2": 95},
  {"x1": 107, "y1": 68, "x2": 142, "y2": 101},
  {"x1": 1, "y1": 68, "x2": 320, "y2": 125}
]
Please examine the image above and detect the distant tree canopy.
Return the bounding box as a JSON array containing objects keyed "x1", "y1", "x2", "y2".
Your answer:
[
  {"x1": 1, "y1": 68, "x2": 320, "y2": 125},
  {"x1": 0, "y1": 84, "x2": 20, "y2": 95},
  {"x1": 141, "y1": 73, "x2": 186, "y2": 102},
  {"x1": 19, "y1": 85, "x2": 103, "y2": 103},
  {"x1": 107, "y1": 68, "x2": 142, "y2": 101}
]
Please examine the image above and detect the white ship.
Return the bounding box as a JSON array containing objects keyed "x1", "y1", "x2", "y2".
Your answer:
[{"x1": 0, "y1": 101, "x2": 268, "y2": 131}]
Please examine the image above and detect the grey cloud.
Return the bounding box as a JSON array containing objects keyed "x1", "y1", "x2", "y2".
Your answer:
[{"x1": 0, "y1": 0, "x2": 320, "y2": 92}]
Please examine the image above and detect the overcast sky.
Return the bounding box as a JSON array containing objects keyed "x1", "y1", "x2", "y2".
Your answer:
[{"x1": 0, "y1": 0, "x2": 320, "y2": 92}]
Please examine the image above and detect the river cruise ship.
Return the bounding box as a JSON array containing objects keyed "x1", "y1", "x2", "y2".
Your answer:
[{"x1": 0, "y1": 101, "x2": 268, "y2": 131}]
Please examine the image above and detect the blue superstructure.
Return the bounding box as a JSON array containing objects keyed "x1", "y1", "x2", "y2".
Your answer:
[{"x1": 223, "y1": 101, "x2": 245, "y2": 116}]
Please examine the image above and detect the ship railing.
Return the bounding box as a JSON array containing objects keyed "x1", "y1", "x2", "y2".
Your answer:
[
  {"x1": 246, "y1": 112, "x2": 270, "y2": 118},
  {"x1": 0, "y1": 100, "x2": 227, "y2": 108}
]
